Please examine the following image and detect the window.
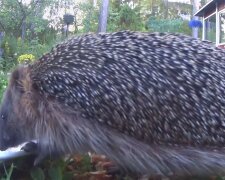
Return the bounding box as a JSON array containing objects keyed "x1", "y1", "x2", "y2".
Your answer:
[
  {"x1": 220, "y1": 11, "x2": 225, "y2": 44},
  {"x1": 204, "y1": 14, "x2": 216, "y2": 43}
]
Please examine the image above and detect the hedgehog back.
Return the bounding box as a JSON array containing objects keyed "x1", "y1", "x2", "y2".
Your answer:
[{"x1": 30, "y1": 31, "x2": 225, "y2": 149}]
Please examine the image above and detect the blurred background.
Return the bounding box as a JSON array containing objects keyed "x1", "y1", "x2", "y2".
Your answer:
[{"x1": 0, "y1": 0, "x2": 206, "y2": 69}]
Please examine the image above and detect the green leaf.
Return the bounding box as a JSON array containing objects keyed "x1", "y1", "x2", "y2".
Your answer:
[
  {"x1": 62, "y1": 172, "x2": 73, "y2": 180},
  {"x1": 48, "y1": 166, "x2": 63, "y2": 180},
  {"x1": 30, "y1": 167, "x2": 45, "y2": 180}
]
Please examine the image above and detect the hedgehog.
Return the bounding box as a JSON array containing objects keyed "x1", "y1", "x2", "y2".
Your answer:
[{"x1": 1, "y1": 30, "x2": 225, "y2": 177}]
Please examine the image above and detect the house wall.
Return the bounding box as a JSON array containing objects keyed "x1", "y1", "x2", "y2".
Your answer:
[
  {"x1": 218, "y1": 1, "x2": 225, "y2": 48},
  {"x1": 204, "y1": 7, "x2": 216, "y2": 18},
  {"x1": 202, "y1": 1, "x2": 225, "y2": 47},
  {"x1": 203, "y1": 2, "x2": 216, "y2": 18},
  {"x1": 203, "y1": 1, "x2": 225, "y2": 18}
]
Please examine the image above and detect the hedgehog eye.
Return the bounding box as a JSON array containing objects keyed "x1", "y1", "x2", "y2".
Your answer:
[
  {"x1": 1, "y1": 113, "x2": 8, "y2": 122},
  {"x1": 1, "y1": 114, "x2": 5, "y2": 121}
]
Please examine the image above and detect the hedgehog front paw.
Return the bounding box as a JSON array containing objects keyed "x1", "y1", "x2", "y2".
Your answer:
[
  {"x1": 33, "y1": 152, "x2": 48, "y2": 166},
  {"x1": 21, "y1": 141, "x2": 48, "y2": 166},
  {"x1": 21, "y1": 141, "x2": 38, "y2": 153}
]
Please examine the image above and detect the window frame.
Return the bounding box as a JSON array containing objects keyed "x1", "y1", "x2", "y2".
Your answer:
[
  {"x1": 203, "y1": 12, "x2": 217, "y2": 43},
  {"x1": 218, "y1": 9, "x2": 225, "y2": 46}
]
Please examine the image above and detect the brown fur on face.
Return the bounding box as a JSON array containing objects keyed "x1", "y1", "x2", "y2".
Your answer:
[
  {"x1": 0, "y1": 66, "x2": 94, "y2": 163},
  {"x1": 0, "y1": 67, "x2": 38, "y2": 149}
]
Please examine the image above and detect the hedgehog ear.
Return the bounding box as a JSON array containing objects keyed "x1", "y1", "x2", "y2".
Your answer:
[
  {"x1": 9, "y1": 68, "x2": 23, "y2": 90},
  {"x1": 10, "y1": 67, "x2": 32, "y2": 93},
  {"x1": 11, "y1": 68, "x2": 20, "y2": 83}
]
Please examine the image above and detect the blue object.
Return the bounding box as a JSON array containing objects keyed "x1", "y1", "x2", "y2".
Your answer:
[{"x1": 189, "y1": 19, "x2": 202, "y2": 28}]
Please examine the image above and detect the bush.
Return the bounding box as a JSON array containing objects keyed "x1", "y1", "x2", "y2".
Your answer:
[
  {"x1": 17, "y1": 37, "x2": 57, "y2": 60},
  {"x1": 17, "y1": 54, "x2": 35, "y2": 64},
  {"x1": 107, "y1": 4, "x2": 145, "y2": 32},
  {"x1": 0, "y1": 36, "x2": 58, "y2": 72},
  {"x1": 0, "y1": 71, "x2": 8, "y2": 101},
  {"x1": 118, "y1": 4, "x2": 144, "y2": 31}
]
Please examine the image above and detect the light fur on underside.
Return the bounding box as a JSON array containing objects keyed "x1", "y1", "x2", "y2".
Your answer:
[{"x1": 34, "y1": 99, "x2": 225, "y2": 177}]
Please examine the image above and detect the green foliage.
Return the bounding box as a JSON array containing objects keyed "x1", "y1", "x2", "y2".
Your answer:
[
  {"x1": 48, "y1": 166, "x2": 63, "y2": 180},
  {"x1": 78, "y1": 0, "x2": 146, "y2": 33},
  {"x1": 147, "y1": 17, "x2": 192, "y2": 35},
  {"x1": 107, "y1": 8, "x2": 120, "y2": 31},
  {"x1": 0, "y1": 155, "x2": 92, "y2": 180},
  {"x1": 118, "y1": 4, "x2": 144, "y2": 31},
  {"x1": 30, "y1": 167, "x2": 45, "y2": 180},
  {"x1": 75, "y1": 154, "x2": 92, "y2": 173},
  {"x1": 0, "y1": 0, "x2": 54, "y2": 38},
  {"x1": 0, "y1": 71, "x2": 8, "y2": 101},
  {"x1": 1, "y1": 36, "x2": 17, "y2": 58},
  {"x1": 47, "y1": 159, "x2": 74, "y2": 180},
  {"x1": 0, "y1": 0, "x2": 24, "y2": 35},
  {"x1": 0, "y1": 34, "x2": 58, "y2": 69},
  {"x1": 108, "y1": 3, "x2": 145, "y2": 32},
  {"x1": 20, "y1": 38, "x2": 55, "y2": 59},
  {"x1": 0, "y1": 163, "x2": 14, "y2": 180},
  {"x1": 79, "y1": 2, "x2": 100, "y2": 33}
]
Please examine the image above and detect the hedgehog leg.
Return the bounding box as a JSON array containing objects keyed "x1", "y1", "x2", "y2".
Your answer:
[
  {"x1": 21, "y1": 141, "x2": 52, "y2": 166},
  {"x1": 20, "y1": 142, "x2": 43, "y2": 165},
  {"x1": 20, "y1": 141, "x2": 48, "y2": 166}
]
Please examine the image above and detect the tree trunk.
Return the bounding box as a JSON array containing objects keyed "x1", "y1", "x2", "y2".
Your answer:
[
  {"x1": 98, "y1": 0, "x2": 109, "y2": 33},
  {"x1": 164, "y1": 0, "x2": 168, "y2": 19},
  {"x1": 192, "y1": 0, "x2": 199, "y2": 38}
]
